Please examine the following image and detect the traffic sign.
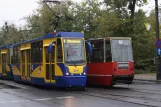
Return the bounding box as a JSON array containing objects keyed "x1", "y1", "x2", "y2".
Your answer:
[
  {"x1": 156, "y1": 48, "x2": 161, "y2": 56},
  {"x1": 155, "y1": 39, "x2": 161, "y2": 48}
]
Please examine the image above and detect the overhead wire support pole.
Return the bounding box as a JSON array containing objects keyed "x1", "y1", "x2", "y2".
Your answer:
[
  {"x1": 155, "y1": 0, "x2": 161, "y2": 80},
  {"x1": 43, "y1": 0, "x2": 62, "y2": 33},
  {"x1": 87, "y1": 0, "x2": 91, "y2": 38},
  {"x1": 155, "y1": 0, "x2": 160, "y2": 39}
]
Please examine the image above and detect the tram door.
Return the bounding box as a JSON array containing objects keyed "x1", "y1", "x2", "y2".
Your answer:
[
  {"x1": 26, "y1": 50, "x2": 31, "y2": 80},
  {"x1": 45, "y1": 46, "x2": 55, "y2": 83},
  {"x1": 2, "y1": 54, "x2": 7, "y2": 75},
  {"x1": 21, "y1": 50, "x2": 31, "y2": 80}
]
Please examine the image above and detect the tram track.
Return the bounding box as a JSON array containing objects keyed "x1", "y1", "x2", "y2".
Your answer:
[
  {"x1": 86, "y1": 88, "x2": 161, "y2": 102},
  {"x1": 75, "y1": 87, "x2": 161, "y2": 107},
  {"x1": 1, "y1": 80, "x2": 161, "y2": 107}
]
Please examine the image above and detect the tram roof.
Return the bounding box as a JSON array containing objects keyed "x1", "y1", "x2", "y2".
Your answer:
[
  {"x1": 11, "y1": 32, "x2": 84, "y2": 46},
  {"x1": 0, "y1": 44, "x2": 13, "y2": 49},
  {"x1": 87, "y1": 37, "x2": 131, "y2": 41},
  {"x1": 0, "y1": 32, "x2": 84, "y2": 49}
]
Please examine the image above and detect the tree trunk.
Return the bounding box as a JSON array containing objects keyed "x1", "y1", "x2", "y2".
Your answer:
[{"x1": 130, "y1": 0, "x2": 136, "y2": 20}]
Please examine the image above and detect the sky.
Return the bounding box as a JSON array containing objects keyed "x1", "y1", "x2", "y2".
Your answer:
[{"x1": 0, "y1": 0, "x2": 161, "y2": 28}]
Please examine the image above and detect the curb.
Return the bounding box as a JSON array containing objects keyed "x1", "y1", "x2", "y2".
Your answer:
[{"x1": 134, "y1": 79, "x2": 161, "y2": 83}]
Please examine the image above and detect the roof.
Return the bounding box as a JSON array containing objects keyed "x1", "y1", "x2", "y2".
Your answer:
[
  {"x1": 0, "y1": 44, "x2": 13, "y2": 49},
  {"x1": 87, "y1": 37, "x2": 132, "y2": 41},
  {"x1": 56, "y1": 32, "x2": 84, "y2": 38},
  {"x1": 1, "y1": 32, "x2": 84, "y2": 48},
  {"x1": 16, "y1": 32, "x2": 84, "y2": 45}
]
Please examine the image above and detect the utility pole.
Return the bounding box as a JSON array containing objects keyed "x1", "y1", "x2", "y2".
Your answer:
[
  {"x1": 87, "y1": 0, "x2": 91, "y2": 38},
  {"x1": 155, "y1": 0, "x2": 161, "y2": 80},
  {"x1": 88, "y1": 9, "x2": 91, "y2": 38}
]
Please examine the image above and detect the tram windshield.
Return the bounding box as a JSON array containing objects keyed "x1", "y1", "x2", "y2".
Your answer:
[
  {"x1": 111, "y1": 39, "x2": 133, "y2": 62},
  {"x1": 64, "y1": 39, "x2": 85, "y2": 65}
]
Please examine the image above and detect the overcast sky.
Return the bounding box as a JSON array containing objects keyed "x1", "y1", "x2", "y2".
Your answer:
[{"x1": 0, "y1": 0, "x2": 160, "y2": 28}]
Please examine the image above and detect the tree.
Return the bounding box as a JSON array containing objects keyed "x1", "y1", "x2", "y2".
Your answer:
[
  {"x1": 25, "y1": 1, "x2": 75, "y2": 38},
  {"x1": 71, "y1": 0, "x2": 101, "y2": 38},
  {"x1": 0, "y1": 22, "x2": 22, "y2": 45},
  {"x1": 104, "y1": 0, "x2": 147, "y2": 19}
]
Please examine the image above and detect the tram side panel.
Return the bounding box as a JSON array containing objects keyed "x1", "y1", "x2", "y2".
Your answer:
[
  {"x1": 87, "y1": 62, "x2": 113, "y2": 86},
  {"x1": 0, "y1": 50, "x2": 2, "y2": 78},
  {"x1": 86, "y1": 37, "x2": 134, "y2": 86},
  {"x1": 0, "y1": 47, "x2": 13, "y2": 79},
  {"x1": 112, "y1": 61, "x2": 134, "y2": 84},
  {"x1": 11, "y1": 32, "x2": 88, "y2": 88},
  {"x1": 12, "y1": 46, "x2": 22, "y2": 81}
]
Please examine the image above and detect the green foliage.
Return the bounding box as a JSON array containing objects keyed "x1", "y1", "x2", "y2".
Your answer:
[{"x1": 0, "y1": 23, "x2": 25, "y2": 45}]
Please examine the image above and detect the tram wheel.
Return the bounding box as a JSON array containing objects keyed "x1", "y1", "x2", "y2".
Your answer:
[{"x1": 107, "y1": 83, "x2": 116, "y2": 88}]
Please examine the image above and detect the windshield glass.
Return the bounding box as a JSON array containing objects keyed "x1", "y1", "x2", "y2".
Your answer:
[
  {"x1": 64, "y1": 39, "x2": 85, "y2": 65},
  {"x1": 111, "y1": 39, "x2": 133, "y2": 62}
]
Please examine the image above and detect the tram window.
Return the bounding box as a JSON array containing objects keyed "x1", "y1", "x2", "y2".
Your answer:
[
  {"x1": 91, "y1": 40, "x2": 104, "y2": 62},
  {"x1": 45, "y1": 47, "x2": 55, "y2": 63},
  {"x1": 12, "y1": 47, "x2": 16, "y2": 63},
  {"x1": 45, "y1": 47, "x2": 49, "y2": 63},
  {"x1": 31, "y1": 41, "x2": 43, "y2": 63},
  {"x1": 57, "y1": 39, "x2": 63, "y2": 62},
  {"x1": 52, "y1": 47, "x2": 55, "y2": 63},
  {"x1": 18, "y1": 47, "x2": 20, "y2": 63},
  {"x1": 12, "y1": 46, "x2": 20, "y2": 64},
  {"x1": 8, "y1": 51, "x2": 10, "y2": 64},
  {"x1": 37, "y1": 41, "x2": 43, "y2": 63},
  {"x1": 31, "y1": 42, "x2": 37, "y2": 63},
  {"x1": 86, "y1": 43, "x2": 90, "y2": 62},
  {"x1": 105, "y1": 40, "x2": 112, "y2": 62}
]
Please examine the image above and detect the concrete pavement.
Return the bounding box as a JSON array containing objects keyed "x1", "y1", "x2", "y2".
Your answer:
[{"x1": 134, "y1": 73, "x2": 156, "y2": 81}]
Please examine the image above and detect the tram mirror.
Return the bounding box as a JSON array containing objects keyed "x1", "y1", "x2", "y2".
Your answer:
[
  {"x1": 86, "y1": 41, "x2": 92, "y2": 55},
  {"x1": 48, "y1": 41, "x2": 55, "y2": 53}
]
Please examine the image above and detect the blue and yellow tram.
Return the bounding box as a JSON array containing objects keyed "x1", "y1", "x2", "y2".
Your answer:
[
  {"x1": 0, "y1": 45, "x2": 13, "y2": 79},
  {"x1": 8, "y1": 32, "x2": 91, "y2": 87}
]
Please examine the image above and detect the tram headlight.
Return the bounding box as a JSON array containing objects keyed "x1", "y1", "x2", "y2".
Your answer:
[
  {"x1": 83, "y1": 72, "x2": 86, "y2": 75},
  {"x1": 66, "y1": 72, "x2": 69, "y2": 75}
]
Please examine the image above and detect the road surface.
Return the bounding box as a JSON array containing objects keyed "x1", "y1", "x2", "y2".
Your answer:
[{"x1": 0, "y1": 80, "x2": 160, "y2": 107}]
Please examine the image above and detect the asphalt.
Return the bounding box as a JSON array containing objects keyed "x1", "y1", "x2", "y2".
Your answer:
[{"x1": 0, "y1": 79, "x2": 160, "y2": 107}]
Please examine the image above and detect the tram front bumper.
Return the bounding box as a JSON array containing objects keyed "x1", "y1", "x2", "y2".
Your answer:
[{"x1": 56, "y1": 76, "x2": 87, "y2": 87}]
